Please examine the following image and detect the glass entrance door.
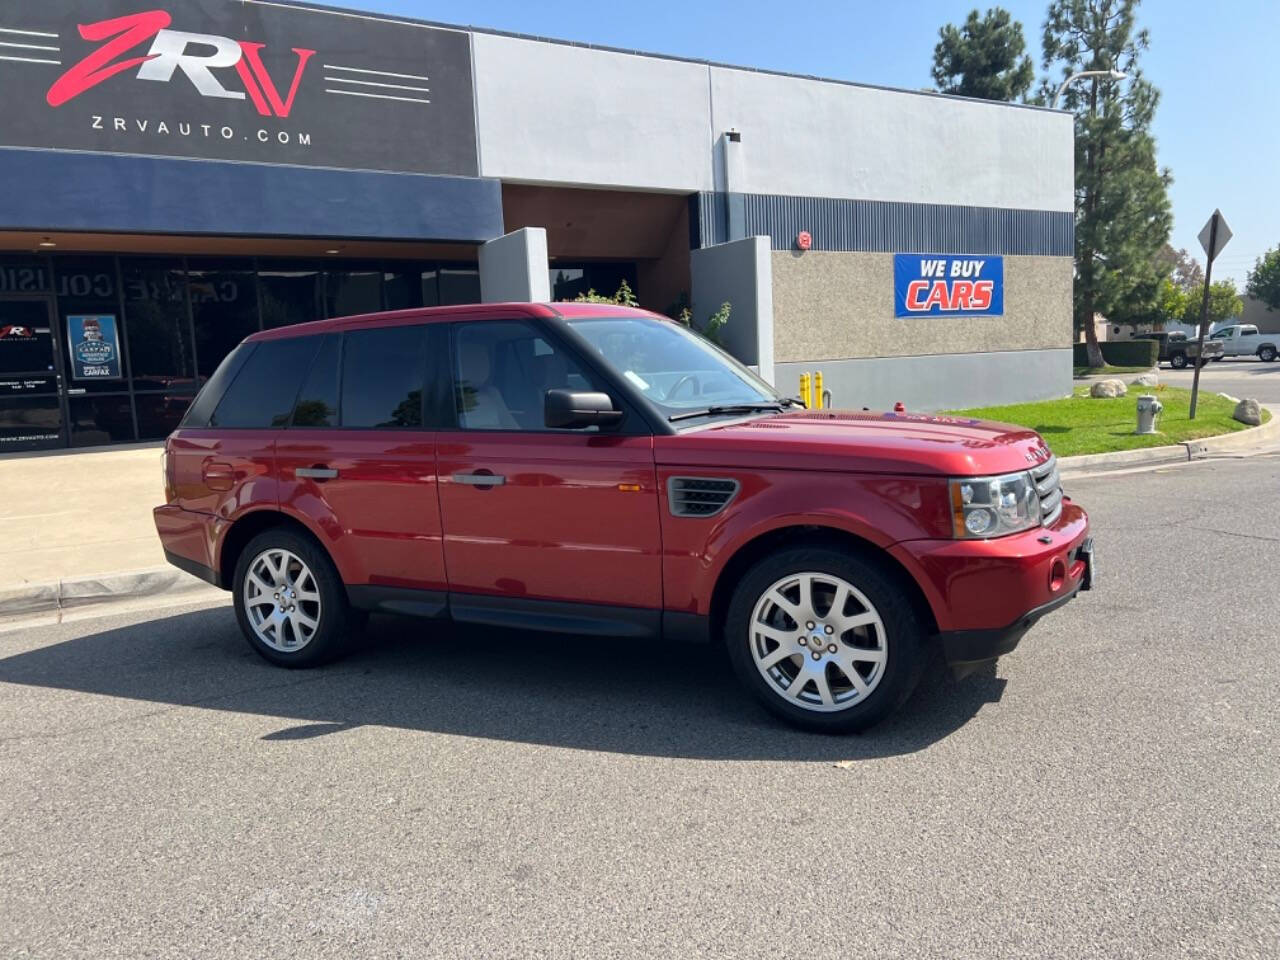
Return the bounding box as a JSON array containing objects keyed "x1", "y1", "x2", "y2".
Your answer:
[{"x1": 0, "y1": 297, "x2": 66, "y2": 452}]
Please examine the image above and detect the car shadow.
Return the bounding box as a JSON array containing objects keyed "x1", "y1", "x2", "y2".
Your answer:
[{"x1": 0, "y1": 605, "x2": 1006, "y2": 762}]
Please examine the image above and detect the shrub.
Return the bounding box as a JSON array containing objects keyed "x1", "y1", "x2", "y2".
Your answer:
[{"x1": 1073, "y1": 339, "x2": 1158, "y2": 368}]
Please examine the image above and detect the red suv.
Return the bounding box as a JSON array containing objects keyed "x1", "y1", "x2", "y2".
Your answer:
[{"x1": 155, "y1": 303, "x2": 1092, "y2": 731}]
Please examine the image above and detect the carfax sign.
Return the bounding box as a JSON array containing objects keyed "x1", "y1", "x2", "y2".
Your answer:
[
  {"x1": 67, "y1": 314, "x2": 122, "y2": 379},
  {"x1": 894, "y1": 254, "x2": 1004, "y2": 318}
]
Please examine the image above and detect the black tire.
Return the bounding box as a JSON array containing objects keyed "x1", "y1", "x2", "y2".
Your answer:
[
  {"x1": 1259, "y1": 346, "x2": 1277, "y2": 363},
  {"x1": 723, "y1": 546, "x2": 927, "y2": 733},
  {"x1": 232, "y1": 527, "x2": 361, "y2": 668},
  {"x1": 1211, "y1": 355, "x2": 1224, "y2": 362},
  {"x1": 1170, "y1": 353, "x2": 1188, "y2": 369}
]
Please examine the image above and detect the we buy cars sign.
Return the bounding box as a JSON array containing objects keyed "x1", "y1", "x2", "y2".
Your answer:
[{"x1": 894, "y1": 254, "x2": 1004, "y2": 318}]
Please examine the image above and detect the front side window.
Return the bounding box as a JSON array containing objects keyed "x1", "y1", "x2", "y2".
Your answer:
[
  {"x1": 566, "y1": 315, "x2": 780, "y2": 423},
  {"x1": 453, "y1": 321, "x2": 598, "y2": 430}
]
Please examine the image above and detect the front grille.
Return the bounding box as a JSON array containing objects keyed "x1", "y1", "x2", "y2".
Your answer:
[
  {"x1": 668, "y1": 477, "x2": 740, "y2": 517},
  {"x1": 1031, "y1": 454, "x2": 1063, "y2": 527}
]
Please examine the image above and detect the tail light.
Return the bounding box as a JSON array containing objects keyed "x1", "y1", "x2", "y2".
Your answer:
[{"x1": 162, "y1": 445, "x2": 175, "y2": 502}]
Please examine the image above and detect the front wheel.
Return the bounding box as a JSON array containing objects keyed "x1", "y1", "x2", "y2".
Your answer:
[
  {"x1": 1259, "y1": 346, "x2": 1277, "y2": 363},
  {"x1": 1170, "y1": 353, "x2": 1188, "y2": 369},
  {"x1": 724, "y1": 547, "x2": 926, "y2": 732},
  {"x1": 232, "y1": 528, "x2": 361, "y2": 668}
]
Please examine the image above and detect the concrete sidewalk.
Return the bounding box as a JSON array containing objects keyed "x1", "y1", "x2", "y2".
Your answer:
[{"x1": 1, "y1": 443, "x2": 169, "y2": 586}]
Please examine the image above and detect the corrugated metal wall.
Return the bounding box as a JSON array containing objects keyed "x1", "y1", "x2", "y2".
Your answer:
[{"x1": 694, "y1": 191, "x2": 1073, "y2": 256}]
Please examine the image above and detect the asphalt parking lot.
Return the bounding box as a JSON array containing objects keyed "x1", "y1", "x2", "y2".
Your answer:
[
  {"x1": 2, "y1": 455, "x2": 1277, "y2": 959},
  {"x1": 1160, "y1": 357, "x2": 1280, "y2": 404}
]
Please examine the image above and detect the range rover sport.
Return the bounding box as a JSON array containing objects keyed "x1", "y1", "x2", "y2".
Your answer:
[{"x1": 155, "y1": 302, "x2": 1092, "y2": 732}]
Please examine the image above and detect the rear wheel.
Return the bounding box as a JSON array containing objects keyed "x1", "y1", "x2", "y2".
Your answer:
[
  {"x1": 1259, "y1": 346, "x2": 1277, "y2": 363},
  {"x1": 724, "y1": 547, "x2": 926, "y2": 732},
  {"x1": 1170, "y1": 353, "x2": 1188, "y2": 369},
  {"x1": 232, "y1": 528, "x2": 360, "y2": 667}
]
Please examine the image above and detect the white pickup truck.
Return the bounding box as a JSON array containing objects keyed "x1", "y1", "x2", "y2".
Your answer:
[{"x1": 1209, "y1": 324, "x2": 1278, "y2": 362}]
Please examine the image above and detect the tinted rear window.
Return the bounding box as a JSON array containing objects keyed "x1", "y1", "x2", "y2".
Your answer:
[
  {"x1": 290, "y1": 334, "x2": 340, "y2": 428},
  {"x1": 340, "y1": 326, "x2": 427, "y2": 428},
  {"x1": 180, "y1": 343, "x2": 252, "y2": 428},
  {"x1": 210, "y1": 337, "x2": 319, "y2": 428}
]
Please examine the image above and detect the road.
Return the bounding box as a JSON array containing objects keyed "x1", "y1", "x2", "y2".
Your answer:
[
  {"x1": 2, "y1": 455, "x2": 1278, "y2": 959},
  {"x1": 1161, "y1": 356, "x2": 1280, "y2": 404}
]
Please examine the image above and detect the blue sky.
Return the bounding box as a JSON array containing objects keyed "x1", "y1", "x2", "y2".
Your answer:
[{"x1": 316, "y1": 0, "x2": 1277, "y2": 288}]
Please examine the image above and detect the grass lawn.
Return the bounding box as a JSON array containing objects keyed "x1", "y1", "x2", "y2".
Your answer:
[
  {"x1": 1072, "y1": 364, "x2": 1153, "y2": 378},
  {"x1": 945, "y1": 385, "x2": 1270, "y2": 457}
]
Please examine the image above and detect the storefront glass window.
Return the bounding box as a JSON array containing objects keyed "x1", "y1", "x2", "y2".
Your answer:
[
  {"x1": 324, "y1": 269, "x2": 384, "y2": 318},
  {"x1": 68, "y1": 394, "x2": 135, "y2": 447},
  {"x1": 122, "y1": 259, "x2": 195, "y2": 394},
  {"x1": 438, "y1": 265, "x2": 480, "y2": 305},
  {"x1": 188, "y1": 259, "x2": 259, "y2": 379},
  {"x1": 260, "y1": 261, "x2": 323, "y2": 329},
  {"x1": 53, "y1": 257, "x2": 130, "y2": 396},
  {"x1": 0, "y1": 255, "x2": 52, "y2": 295}
]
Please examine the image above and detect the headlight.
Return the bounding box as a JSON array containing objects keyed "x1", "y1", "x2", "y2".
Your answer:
[{"x1": 949, "y1": 471, "x2": 1041, "y2": 539}]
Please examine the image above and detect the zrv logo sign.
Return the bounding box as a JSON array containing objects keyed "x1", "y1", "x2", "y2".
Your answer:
[
  {"x1": 0, "y1": 0, "x2": 480, "y2": 176},
  {"x1": 47, "y1": 10, "x2": 314, "y2": 118},
  {"x1": 894, "y1": 254, "x2": 1005, "y2": 318}
]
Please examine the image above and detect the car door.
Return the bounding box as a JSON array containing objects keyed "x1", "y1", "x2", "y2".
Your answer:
[
  {"x1": 435, "y1": 318, "x2": 662, "y2": 628},
  {"x1": 1213, "y1": 328, "x2": 1237, "y2": 355},
  {"x1": 275, "y1": 324, "x2": 451, "y2": 599}
]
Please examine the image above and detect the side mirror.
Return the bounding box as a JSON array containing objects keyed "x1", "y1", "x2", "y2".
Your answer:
[{"x1": 544, "y1": 389, "x2": 623, "y2": 429}]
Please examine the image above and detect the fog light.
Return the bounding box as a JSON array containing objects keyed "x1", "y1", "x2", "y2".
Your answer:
[{"x1": 1049, "y1": 557, "x2": 1067, "y2": 592}]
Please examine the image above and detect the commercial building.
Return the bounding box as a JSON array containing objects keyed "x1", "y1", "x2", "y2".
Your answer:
[{"x1": 0, "y1": 0, "x2": 1074, "y2": 452}]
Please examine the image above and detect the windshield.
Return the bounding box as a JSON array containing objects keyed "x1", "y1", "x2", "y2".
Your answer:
[{"x1": 567, "y1": 315, "x2": 782, "y2": 422}]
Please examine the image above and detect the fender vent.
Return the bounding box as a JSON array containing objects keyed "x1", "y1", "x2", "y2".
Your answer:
[{"x1": 668, "y1": 477, "x2": 740, "y2": 517}]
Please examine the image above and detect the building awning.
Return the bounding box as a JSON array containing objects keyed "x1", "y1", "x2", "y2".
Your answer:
[{"x1": 0, "y1": 148, "x2": 503, "y2": 244}]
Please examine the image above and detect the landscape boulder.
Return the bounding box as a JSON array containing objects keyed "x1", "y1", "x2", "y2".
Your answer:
[
  {"x1": 1233, "y1": 398, "x2": 1262, "y2": 426},
  {"x1": 1090, "y1": 379, "x2": 1127, "y2": 399},
  {"x1": 1130, "y1": 372, "x2": 1159, "y2": 387}
]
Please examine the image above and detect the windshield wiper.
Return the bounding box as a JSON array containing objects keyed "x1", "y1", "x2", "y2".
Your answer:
[{"x1": 667, "y1": 403, "x2": 786, "y2": 423}]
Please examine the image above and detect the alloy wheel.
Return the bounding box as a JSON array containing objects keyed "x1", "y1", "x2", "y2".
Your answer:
[
  {"x1": 243, "y1": 548, "x2": 322, "y2": 652},
  {"x1": 748, "y1": 571, "x2": 888, "y2": 713}
]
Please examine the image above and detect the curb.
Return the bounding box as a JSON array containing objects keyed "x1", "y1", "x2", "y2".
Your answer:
[
  {"x1": 1058, "y1": 404, "x2": 1280, "y2": 476},
  {"x1": 0, "y1": 566, "x2": 222, "y2": 626}
]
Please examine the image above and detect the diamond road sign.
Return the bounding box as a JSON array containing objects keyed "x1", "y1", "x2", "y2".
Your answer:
[{"x1": 1198, "y1": 210, "x2": 1233, "y2": 262}]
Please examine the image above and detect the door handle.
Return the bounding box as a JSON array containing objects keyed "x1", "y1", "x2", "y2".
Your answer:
[
  {"x1": 296, "y1": 466, "x2": 339, "y2": 480},
  {"x1": 452, "y1": 471, "x2": 505, "y2": 487},
  {"x1": 202, "y1": 460, "x2": 235, "y2": 492}
]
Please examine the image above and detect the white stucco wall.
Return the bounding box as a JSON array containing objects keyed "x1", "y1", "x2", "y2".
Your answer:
[
  {"x1": 471, "y1": 33, "x2": 713, "y2": 192},
  {"x1": 472, "y1": 36, "x2": 1074, "y2": 212},
  {"x1": 706, "y1": 67, "x2": 1074, "y2": 212}
]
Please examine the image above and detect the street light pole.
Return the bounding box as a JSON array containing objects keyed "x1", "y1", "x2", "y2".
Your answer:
[{"x1": 1052, "y1": 69, "x2": 1127, "y2": 108}]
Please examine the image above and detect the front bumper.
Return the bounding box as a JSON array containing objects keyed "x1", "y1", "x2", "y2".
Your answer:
[
  {"x1": 939, "y1": 569, "x2": 1085, "y2": 674},
  {"x1": 890, "y1": 501, "x2": 1092, "y2": 671}
]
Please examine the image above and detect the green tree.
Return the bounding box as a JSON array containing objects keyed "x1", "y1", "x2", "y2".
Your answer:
[
  {"x1": 1153, "y1": 277, "x2": 1188, "y2": 327},
  {"x1": 1154, "y1": 243, "x2": 1204, "y2": 293},
  {"x1": 1182, "y1": 279, "x2": 1242, "y2": 329},
  {"x1": 1042, "y1": 0, "x2": 1173, "y2": 368},
  {"x1": 932, "y1": 7, "x2": 1035, "y2": 101},
  {"x1": 1245, "y1": 247, "x2": 1280, "y2": 309}
]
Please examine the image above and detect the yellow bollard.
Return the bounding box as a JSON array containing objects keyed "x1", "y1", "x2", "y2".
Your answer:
[
  {"x1": 799, "y1": 372, "x2": 811, "y2": 409},
  {"x1": 814, "y1": 371, "x2": 824, "y2": 410}
]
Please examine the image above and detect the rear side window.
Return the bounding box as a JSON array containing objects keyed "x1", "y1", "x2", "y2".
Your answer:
[
  {"x1": 290, "y1": 334, "x2": 340, "y2": 427},
  {"x1": 180, "y1": 343, "x2": 252, "y2": 428},
  {"x1": 210, "y1": 337, "x2": 319, "y2": 428},
  {"x1": 340, "y1": 325, "x2": 427, "y2": 428}
]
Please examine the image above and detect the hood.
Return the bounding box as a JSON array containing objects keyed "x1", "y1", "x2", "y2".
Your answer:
[{"x1": 654, "y1": 410, "x2": 1053, "y2": 477}]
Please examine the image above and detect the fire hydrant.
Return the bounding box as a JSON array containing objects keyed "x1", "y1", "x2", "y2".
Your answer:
[{"x1": 1136, "y1": 394, "x2": 1162, "y2": 435}]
